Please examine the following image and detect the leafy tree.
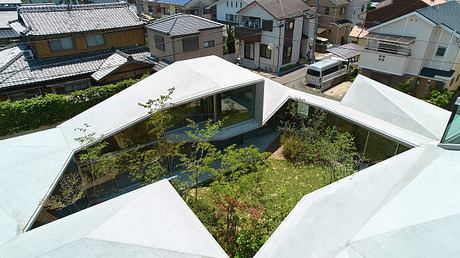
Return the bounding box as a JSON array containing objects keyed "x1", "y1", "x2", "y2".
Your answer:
[
  {"x1": 426, "y1": 88, "x2": 454, "y2": 108},
  {"x1": 225, "y1": 26, "x2": 236, "y2": 54},
  {"x1": 346, "y1": 65, "x2": 359, "y2": 82},
  {"x1": 398, "y1": 77, "x2": 414, "y2": 95},
  {"x1": 181, "y1": 119, "x2": 222, "y2": 201}
]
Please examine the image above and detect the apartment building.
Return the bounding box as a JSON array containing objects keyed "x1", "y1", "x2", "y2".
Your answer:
[{"x1": 359, "y1": 1, "x2": 460, "y2": 97}]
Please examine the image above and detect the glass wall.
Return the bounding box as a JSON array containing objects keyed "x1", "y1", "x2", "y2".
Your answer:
[
  {"x1": 217, "y1": 84, "x2": 256, "y2": 127},
  {"x1": 441, "y1": 103, "x2": 460, "y2": 145}
]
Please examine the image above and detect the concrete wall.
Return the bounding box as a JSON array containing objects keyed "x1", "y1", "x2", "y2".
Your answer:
[{"x1": 148, "y1": 27, "x2": 224, "y2": 62}]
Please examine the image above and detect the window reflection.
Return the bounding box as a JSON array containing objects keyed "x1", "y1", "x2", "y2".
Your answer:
[{"x1": 442, "y1": 103, "x2": 460, "y2": 144}]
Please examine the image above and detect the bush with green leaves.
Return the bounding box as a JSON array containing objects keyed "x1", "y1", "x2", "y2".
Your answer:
[
  {"x1": 425, "y1": 88, "x2": 454, "y2": 108},
  {"x1": 0, "y1": 76, "x2": 147, "y2": 136}
]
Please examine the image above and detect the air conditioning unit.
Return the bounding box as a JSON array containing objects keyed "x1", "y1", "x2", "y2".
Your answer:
[{"x1": 23, "y1": 49, "x2": 35, "y2": 61}]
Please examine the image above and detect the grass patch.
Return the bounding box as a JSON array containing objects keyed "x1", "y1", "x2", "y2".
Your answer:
[{"x1": 188, "y1": 159, "x2": 331, "y2": 257}]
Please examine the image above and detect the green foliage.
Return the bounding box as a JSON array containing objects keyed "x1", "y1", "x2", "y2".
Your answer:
[
  {"x1": 189, "y1": 160, "x2": 331, "y2": 258},
  {"x1": 281, "y1": 106, "x2": 358, "y2": 182},
  {"x1": 44, "y1": 172, "x2": 88, "y2": 210},
  {"x1": 0, "y1": 76, "x2": 147, "y2": 136},
  {"x1": 398, "y1": 77, "x2": 414, "y2": 95},
  {"x1": 346, "y1": 65, "x2": 359, "y2": 82},
  {"x1": 225, "y1": 26, "x2": 236, "y2": 54},
  {"x1": 181, "y1": 119, "x2": 223, "y2": 200},
  {"x1": 425, "y1": 88, "x2": 454, "y2": 108}
]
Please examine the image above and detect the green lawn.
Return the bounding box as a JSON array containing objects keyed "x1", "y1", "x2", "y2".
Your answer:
[{"x1": 189, "y1": 159, "x2": 331, "y2": 257}]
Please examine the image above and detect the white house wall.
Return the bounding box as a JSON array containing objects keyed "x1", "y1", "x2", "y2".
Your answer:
[
  {"x1": 370, "y1": 13, "x2": 459, "y2": 77},
  {"x1": 216, "y1": 0, "x2": 251, "y2": 22},
  {"x1": 347, "y1": 0, "x2": 367, "y2": 25}
]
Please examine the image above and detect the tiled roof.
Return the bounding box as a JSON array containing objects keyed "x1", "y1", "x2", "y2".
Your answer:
[
  {"x1": 152, "y1": 60, "x2": 170, "y2": 72},
  {"x1": 0, "y1": 11, "x2": 17, "y2": 29},
  {"x1": 146, "y1": 14, "x2": 223, "y2": 37},
  {"x1": 0, "y1": 46, "x2": 155, "y2": 90},
  {"x1": 239, "y1": 0, "x2": 310, "y2": 20},
  {"x1": 92, "y1": 49, "x2": 156, "y2": 81},
  {"x1": 18, "y1": 3, "x2": 144, "y2": 36},
  {"x1": 417, "y1": 1, "x2": 460, "y2": 33},
  {"x1": 330, "y1": 0, "x2": 349, "y2": 5}
]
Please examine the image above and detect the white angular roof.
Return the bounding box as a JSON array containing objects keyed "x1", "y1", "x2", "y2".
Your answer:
[
  {"x1": 0, "y1": 56, "x2": 452, "y2": 247},
  {"x1": 255, "y1": 144, "x2": 460, "y2": 258},
  {"x1": 0, "y1": 180, "x2": 228, "y2": 258}
]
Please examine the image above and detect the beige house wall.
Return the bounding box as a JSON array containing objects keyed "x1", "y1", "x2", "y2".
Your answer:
[{"x1": 148, "y1": 27, "x2": 224, "y2": 62}]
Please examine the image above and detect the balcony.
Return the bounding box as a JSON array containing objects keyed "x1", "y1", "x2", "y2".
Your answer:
[
  {"x1": 235, "y1": 26, "x2": 261, "y2": 42},
  {"x1": 359, "y1": 49, "x2": 410, "y2": 76}
]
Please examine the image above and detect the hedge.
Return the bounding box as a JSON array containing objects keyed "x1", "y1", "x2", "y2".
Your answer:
[{"x1": 0, "y1": 77, "x2": 145, "y2": 136}]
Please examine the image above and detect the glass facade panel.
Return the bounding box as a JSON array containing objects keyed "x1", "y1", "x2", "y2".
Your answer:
[
  {"x1": 218, "y1": 84, "x2": 256, "y2": 127},
  {"x1": 364, "y1": 131, "x2": 398, "y2": 162},
  {"x1": 442, "y1": 104, "x2": 460, "y2": 144}
]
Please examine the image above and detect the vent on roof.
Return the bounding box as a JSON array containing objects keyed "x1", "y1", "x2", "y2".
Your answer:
[{"x1": 23, "y1": 49, "x2": 35, "y2": 61}]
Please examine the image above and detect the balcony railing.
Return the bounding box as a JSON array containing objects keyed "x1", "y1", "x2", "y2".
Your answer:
[
  {"x1": 364, "y1": 45, "x2": 412, "y2": 56},
  {"x1": 235, "y1": 26, "x2": 261, "y2": 42}
]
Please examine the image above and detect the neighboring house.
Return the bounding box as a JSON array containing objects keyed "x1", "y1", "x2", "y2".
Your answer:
[
  {"x1": 212, "y1": 0, "x2": 252, "y2": 24},
  {"x1": 235, "y1": 0, "x2": 311, "y2": 72},
  {"x1": 146, "y1": 14, "x2": 224, "y2": 62},
  {"x1": 364, "y1": 0, "x2": 446, "y2": 28},
  {"x1": 137, "y1": 0, "x2": 216, "y2": 20},
  {"x1": 306, "y1": 0, "x2": 352, "y2": 45},
  {"x1": 359, "y1": 1, "x2": 460, "y2": 97},
  {"x1": 0, "y1": 3, "x2": 156, "y2": 101},
  {"x1": 347, "y1": 0, "x2": 368, "y2": 26}
]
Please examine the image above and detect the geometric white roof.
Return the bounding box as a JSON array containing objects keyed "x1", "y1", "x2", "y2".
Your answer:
[
  {"x1": 0, "y1": 56, "x2": 452, "y2": 247},
  {"x1": 341, "y1": 75, "x2": 450, "y2": 140},
  {"x1": 0, "y1": 180, "x2": 228, "y2": 258},
  {"x1": 254, "y1": 144, "x2": 460, "y2": 258}
]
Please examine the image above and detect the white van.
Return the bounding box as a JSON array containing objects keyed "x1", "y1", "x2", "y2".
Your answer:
[{"x1": 306, "y1": 59, "x2": 347, "y2": 91}]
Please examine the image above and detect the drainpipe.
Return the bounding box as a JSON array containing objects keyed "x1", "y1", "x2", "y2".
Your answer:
[{"x1": 277, "y1": 20, "x2": 284, "y2": 72}]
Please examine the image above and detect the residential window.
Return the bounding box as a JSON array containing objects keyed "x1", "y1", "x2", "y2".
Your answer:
[
  {"x1": 226, "y1": 13, "x2": 234, "y2": 22},
  {"x1": 324, "y1": 7, "x2": 330, "y2": 15},
  {"x1": 456, "y1": 74, "x2": 460, "y2": 82},
  {"x1": 203, "y1": 40, "x2": 215, "y2": 48},
  {"x1": 361, "y1": 5, "x2": 365, "y2": 12},
  {"x1": 154, "y1": 35, "x2": 165, "y2": 51},
  {"x1": 231, "y1": 1, "x2": 233, "y2": 7},
  {"x1": 436, "y1": 46, "x2": 446, "y2": 57},
  {"x1": 218, "y1": 84, "x2": 256, "y2": 127},
  {"x1": 86, "y1": 34, "x2": 104, "y2": 47},
  {"x1": 262, "y1": 20, "x2": 273, "y2": 31},
  {"x1": 288, "y1": 21, "x2": 294, "y2": 30},
  {"x1": 260, "y1": 44, "x2": 272, "y2": 59},
  {"x1": 340, "y1": 7, "x2": 345, "y2": 15},
  {"x1": 227, "y1": 1, "x2": 228, "y2": 7},
  {"x1": 244, "y1": 42, "x2": 254, "y2": 60},
  {"x1": 49, "y1": 37, "x2": 74, "y2": 52},
  {"x1": 183, "y1": 36, "x2": 199, "y2": 52},
  {"x1": 240, "y1": 1, "x2": 242, "y2": 8}
]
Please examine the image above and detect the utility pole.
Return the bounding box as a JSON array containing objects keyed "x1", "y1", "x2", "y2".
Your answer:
[{"x1": 310, "y1": 0, "x2": 320, "y2": 63}]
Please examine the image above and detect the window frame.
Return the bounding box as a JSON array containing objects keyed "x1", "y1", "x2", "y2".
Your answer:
[
  {"x1": 86, "y1": 34, "x2": 105, "y2": 48},
  {"x1": 436, "y1": 46, "x2": 446, "y2": 57},
  {"x1": 154, "y1": 35, "x2": 165, "y2": 51},
  {"x1": 48, "y1": 37, "x2": 75, "y2": 52},
  {"x1": 260, "y1": 43, "x2": 272, "y2": 59},
  {"x1": 244, "y1": 42, "x2": 254, "y2": 60},
  {"x1": 182, "y1": 36, "x2": 199, "y2": 52},
  {"x1": 203, "y1": 40, "x2": 215, "y2": 48}
]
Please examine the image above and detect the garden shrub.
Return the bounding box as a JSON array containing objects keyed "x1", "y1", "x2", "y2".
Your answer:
[{"x1": 0, "y1": 77, "x2": 146, "y2": 136}]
